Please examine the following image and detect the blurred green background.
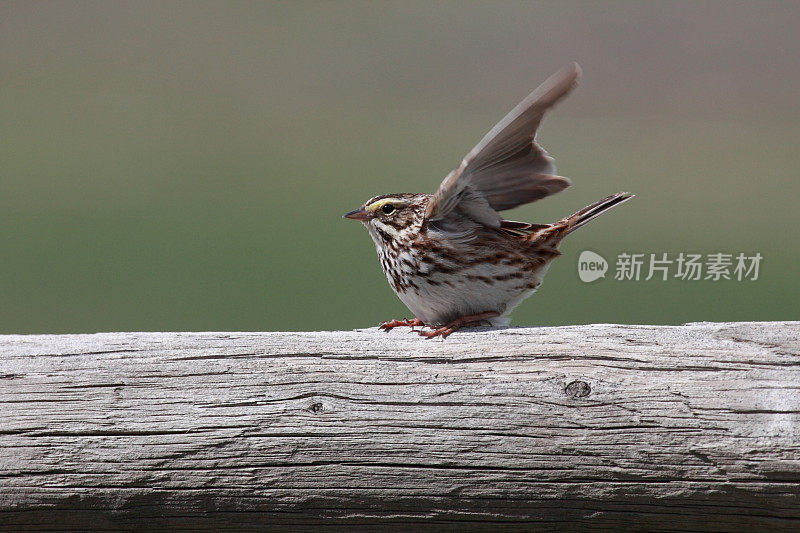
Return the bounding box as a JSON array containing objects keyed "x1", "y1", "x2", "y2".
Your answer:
[{"x1": 1, "y1": 1, "x2": 798, "y2": 333}]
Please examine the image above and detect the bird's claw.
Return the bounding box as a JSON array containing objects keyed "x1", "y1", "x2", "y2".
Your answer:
[
  {"x1": 379, "y1": 318, "x2": 425, "y2": 332},
  {"x1": 417, "y1": 311, "x2": 502, "y2": 339},
  {"x1": 380, "y1": 312, "x2": 499, "y2": 338},
  {"x1": 418, "y1": 326, "x2": 456, "y2": 339}
]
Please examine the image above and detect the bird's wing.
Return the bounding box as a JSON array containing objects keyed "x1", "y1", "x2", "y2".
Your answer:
[{"x1": 424, "y1": 62, "x2": 581, "y2": 228}]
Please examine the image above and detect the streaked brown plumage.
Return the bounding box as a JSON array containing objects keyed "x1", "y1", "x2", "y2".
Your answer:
[{"x1": 344, "y1": 63, "x2": 633, "y2": 338}]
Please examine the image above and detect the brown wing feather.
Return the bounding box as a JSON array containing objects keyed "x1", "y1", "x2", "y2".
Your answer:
[
  {"x1": 500, "y1": 219, "x2": 552, "y2": 235},
  {"x1": 425, "y1": 62, "x2": 581, "y2": 225}
]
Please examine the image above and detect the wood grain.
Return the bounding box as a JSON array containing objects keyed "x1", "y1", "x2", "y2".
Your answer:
[{"x1": 1, "y1": 322, "x2": 799, "y2": 531}]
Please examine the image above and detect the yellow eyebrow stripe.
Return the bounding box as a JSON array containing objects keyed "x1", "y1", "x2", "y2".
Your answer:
[{"x1": 366, "y1": 198, "x2": 398, "y2": 213}]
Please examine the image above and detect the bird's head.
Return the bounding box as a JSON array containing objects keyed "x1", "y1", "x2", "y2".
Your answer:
[{"x1": 343, "y1": 193, "x2": 428, "y2": 246}]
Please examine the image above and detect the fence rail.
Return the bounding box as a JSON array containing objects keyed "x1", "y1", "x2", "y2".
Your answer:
[{"x1": 1, "y1": 322, "x2": 799, "y2": 530}]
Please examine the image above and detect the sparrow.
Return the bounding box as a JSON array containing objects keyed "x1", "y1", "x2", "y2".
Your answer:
[{"x1": 344, "y1": 62, "x2": 632, "y2": 337}]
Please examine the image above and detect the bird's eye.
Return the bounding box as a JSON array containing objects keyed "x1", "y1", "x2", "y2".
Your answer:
[{"x1": 381, "y1": 204, "x2": 395, "y2": 215}]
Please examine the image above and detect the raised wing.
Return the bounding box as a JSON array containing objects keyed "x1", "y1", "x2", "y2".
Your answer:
[{"x1": 425, "y1": 62, "x2": 581, "y2": 227}]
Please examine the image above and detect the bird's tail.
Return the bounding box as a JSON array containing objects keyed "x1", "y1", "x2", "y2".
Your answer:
[
  {"x1": 560, "y1": 192, "x2": 634, "y2": 236},
  {"x1": 519, "y1": 192, "x2": 633, "y2": 245}
]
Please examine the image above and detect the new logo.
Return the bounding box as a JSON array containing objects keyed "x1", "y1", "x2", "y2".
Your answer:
[{"x1": 578, "y1": 251, "x2": 608, "y2": 283}]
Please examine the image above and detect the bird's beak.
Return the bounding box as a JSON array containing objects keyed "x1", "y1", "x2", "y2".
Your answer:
[{"x1": 343, "y1": 208, "x2": 370, "y2": 221}]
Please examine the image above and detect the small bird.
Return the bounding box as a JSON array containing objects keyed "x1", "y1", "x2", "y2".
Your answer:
[{"x1": 344, "y1": 62, "x2": 632, "y2": 338}]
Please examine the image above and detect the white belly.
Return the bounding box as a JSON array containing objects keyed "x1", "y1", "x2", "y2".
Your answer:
[{"x1": 392, "y1": 258, "x2": 551, "y2": 326}]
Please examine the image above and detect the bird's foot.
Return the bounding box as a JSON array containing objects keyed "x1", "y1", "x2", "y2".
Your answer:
[
  {"x1": 419, "y1": 311, "x2": 501, "y2": 339},
  {"x1": 379, "y1": 317, "x2": 425, "y2": 332}
]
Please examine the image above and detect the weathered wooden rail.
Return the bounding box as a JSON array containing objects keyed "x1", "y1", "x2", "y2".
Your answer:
[{"x1": 1, "y1": 322, "x2": 799, "y2": 531}]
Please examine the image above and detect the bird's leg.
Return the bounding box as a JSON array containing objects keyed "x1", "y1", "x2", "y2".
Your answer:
[
  {"x1": 379, "y1": 318, "x2": 426, "y2": 332},
  {"x1": 419, "y1": 311, "x2": 501, "y2": 339}
]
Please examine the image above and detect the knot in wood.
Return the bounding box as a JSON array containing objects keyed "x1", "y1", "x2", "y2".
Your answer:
[
  {"x1": 565, "y1": 380, "x2": 591, "y2": 399},
  {"x1": 309, "y1": 402, "x2": 324, "y2": 413}
]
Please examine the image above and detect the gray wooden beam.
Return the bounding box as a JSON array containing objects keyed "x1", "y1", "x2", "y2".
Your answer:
[{"x1": 1, "y1": 322, "x2": 799, "y2": 531}]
